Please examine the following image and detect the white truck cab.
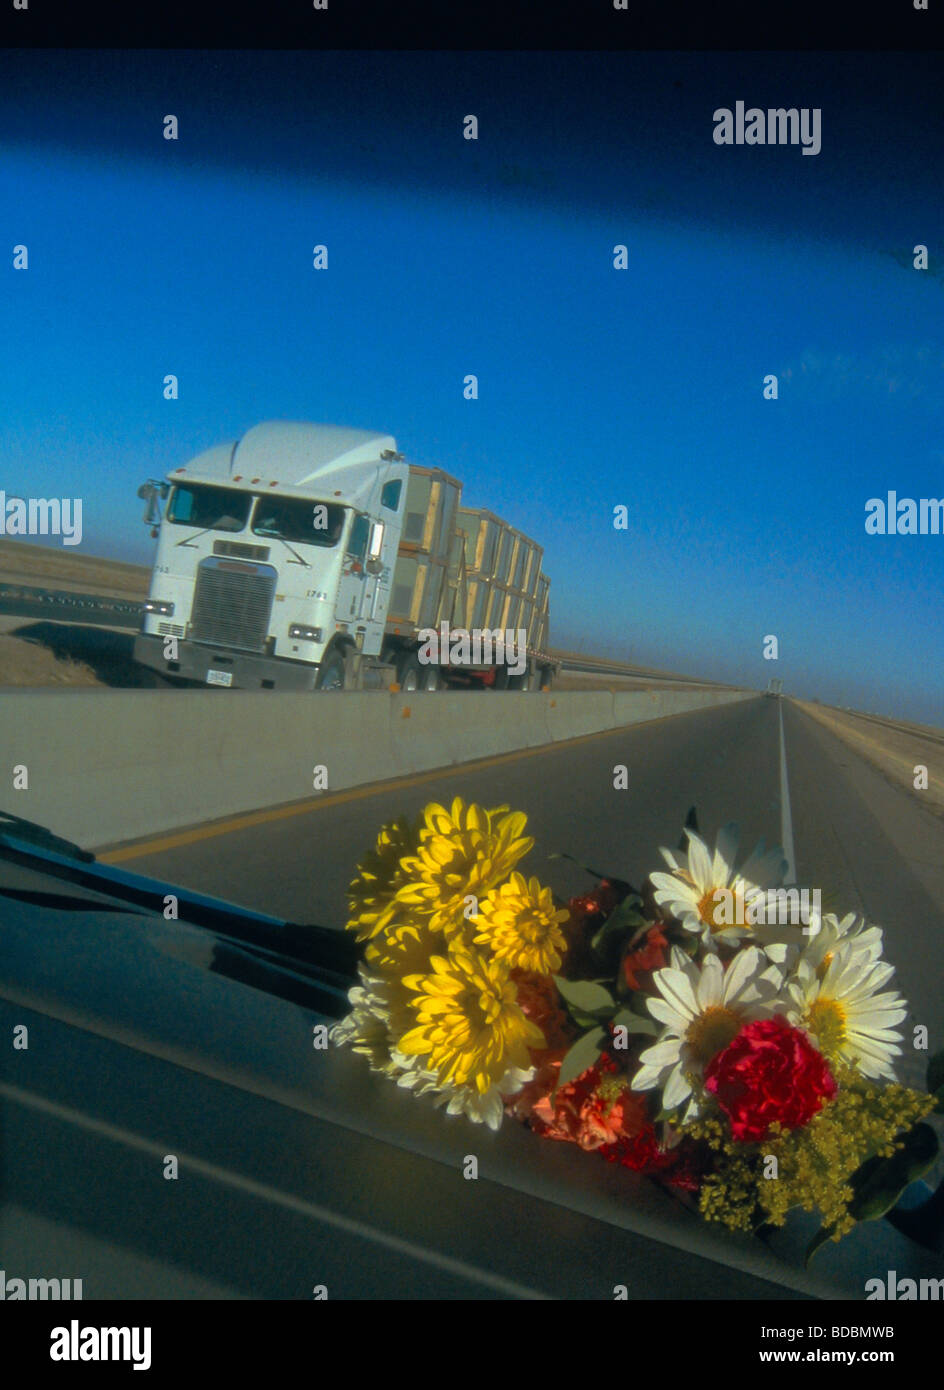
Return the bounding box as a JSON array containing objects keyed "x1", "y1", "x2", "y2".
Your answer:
[{"x1": 134, "y1": 421, "x2": 408, "y2": 690}]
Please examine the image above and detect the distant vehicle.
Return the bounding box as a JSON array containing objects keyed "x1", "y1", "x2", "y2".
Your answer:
[
  {"x1": 134, "y1": 422, "x2": 557, "y2": 692},
  {"x1": 765, "y1": 677, "x2": 783, "y2": 697}
]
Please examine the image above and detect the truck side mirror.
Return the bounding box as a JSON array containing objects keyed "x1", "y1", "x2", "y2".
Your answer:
[{"x1": 368, "y1": 520, "x2": 385, "y2": 560}]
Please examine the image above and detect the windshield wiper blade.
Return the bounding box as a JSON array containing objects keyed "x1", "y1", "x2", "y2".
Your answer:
[
  {"x1": 0, "y1": 886, "x2": 137, "y2": 912},
  {"x1": 0, "y1": 812, "x2": 94, "y2": 863}
]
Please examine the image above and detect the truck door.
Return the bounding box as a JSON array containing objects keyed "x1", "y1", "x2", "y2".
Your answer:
[
  {"x1": 337, "y1": 512, "x2": 392, "y2": 656},
  {"x1": 337, "y1": 513, "x2": 371, "y2": 632}
]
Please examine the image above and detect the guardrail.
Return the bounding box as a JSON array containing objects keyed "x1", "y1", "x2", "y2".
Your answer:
[{"x1": 0, "y1": 686, "x2": 757, "y2": 849}]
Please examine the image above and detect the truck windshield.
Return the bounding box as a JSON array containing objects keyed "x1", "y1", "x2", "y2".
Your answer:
[
  {"x1": 251, "y1": 497, "x2": 346, "y2": 547},
  {"x1": 166, "y1": 484, "x2": 252, "y2": 532}
]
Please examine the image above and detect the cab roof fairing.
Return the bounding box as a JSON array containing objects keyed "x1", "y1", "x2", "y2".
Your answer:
[{"x1": 163, "y1": 421, "x2": 407, "y2": 513}]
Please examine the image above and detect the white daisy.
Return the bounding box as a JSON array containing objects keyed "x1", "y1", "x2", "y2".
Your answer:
[
  {"x1": 631, "y1": 945, "x2": 785, "y2": 1119},
  {"x1": 759, "y1": 909, "x2": 884, "y2": 977},
  {"x1": 801, "y1": 911, "x2": 884, "y2": 975},
  {"x1": 786, "y1": 940, "x2": 907, "y2": 1081},
  {"x1": 650, "y1": 824, "x2": 787, "y2": 946}
]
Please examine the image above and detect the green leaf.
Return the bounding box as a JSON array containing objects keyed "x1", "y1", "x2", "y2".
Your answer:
[
  {"x1": 589, "y1": 894, "x2": 646, "y2": 963},
  {"x1": 546, "y1": 851, "x2": 615, "y2": 881},
  {"x1": 611, "y1": 1006, "x2": 660, "y2": 1037},
  {"x1": 807, "y1": 1123, "x2": 940, "y2": 1264},
  {"x1": 555, "y1": 1027, "x2": 606, "y2": 1092},
  {"x1": 805, "y1": 1224, "x2": 837, "y2": 1266},
  {"x1": 927, "y1": 1049, "x2": 944, "y2": 1102},
  {"x1": 677, "y1": 805, "x2": 699, "y2": 851},
  {"x1": 553, "y1": 976, "x2": 616, "y2": 1017},
  {"x1": 848, "y1": 1123, "x2": 939, "y2": 1223}
]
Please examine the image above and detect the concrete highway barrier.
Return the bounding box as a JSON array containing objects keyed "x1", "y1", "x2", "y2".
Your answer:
[{"x1": 0, "y1": 686, "x2": 756, "y2": 850}]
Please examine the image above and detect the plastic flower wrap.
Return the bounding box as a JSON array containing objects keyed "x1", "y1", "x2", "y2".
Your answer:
[{"x1": 332, "y1": 801, "x2": 943, "y2": 1256}]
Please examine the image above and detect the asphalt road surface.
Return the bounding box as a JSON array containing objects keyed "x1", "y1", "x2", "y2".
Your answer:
[{"x1": 100, "y1": 695, "x2": 944, "y2": 1102}]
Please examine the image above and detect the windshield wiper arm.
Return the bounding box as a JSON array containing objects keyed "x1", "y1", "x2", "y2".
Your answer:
[{"x1": 0, "y1": 812, "x2": 94, "y2": 863}]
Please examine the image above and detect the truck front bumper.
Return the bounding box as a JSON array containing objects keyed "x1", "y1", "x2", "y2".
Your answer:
[{"x1": 133, "y1": 633, "x2": 322, "y2": 691}]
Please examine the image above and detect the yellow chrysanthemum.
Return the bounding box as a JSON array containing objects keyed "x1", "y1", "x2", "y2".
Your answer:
[
  {"x1": 473, "y1": 872, "x2": 569, "y2": 974},
  {"x1": 394, "y1": 797, "x2": 534, "y2": 938},
  {"x1": 364, "y1": 920, "x2": 438, "y2": 981},
  {"x1": 398, "y1": 949, "x2": 545, "y2": 1094},
  {"x1": 347, "y1": 813, "x2": 420, "y2": 941}
]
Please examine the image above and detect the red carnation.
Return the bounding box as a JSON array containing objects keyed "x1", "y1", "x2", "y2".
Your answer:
[
  {"x1": 704, "y1": 1016, "x2": 837, "y2": 1143},
  {"x1": 622, "y1": 925, "x2": 669, "y2": 993}
]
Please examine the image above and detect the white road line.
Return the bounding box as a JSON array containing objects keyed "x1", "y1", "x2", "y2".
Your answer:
[
  {"x1": 0, "y1": 1081, "x2": 550, "y2": 1300},
  {"x1": 778, "y1": 700, "x2": 797, "y2": 884}
]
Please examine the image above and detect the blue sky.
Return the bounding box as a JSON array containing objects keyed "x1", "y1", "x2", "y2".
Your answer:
[{"x1": 1, "y1": 51, "x2": 941, "y2": 722}]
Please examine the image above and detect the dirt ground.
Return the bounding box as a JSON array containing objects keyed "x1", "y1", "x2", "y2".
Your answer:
[
  {"x1": 796, "y1": 700, "x2": 944, "y2": 818},
  {"x1": 0, "y1": 619, "x2": 161, "y2": 688},
  {"x1": 0, "y1": 537, "x2": 150, "y2": 599}
]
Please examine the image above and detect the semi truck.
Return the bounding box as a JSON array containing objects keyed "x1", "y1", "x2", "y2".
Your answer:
[{"x1": 133, "y1": 420, "x2": 558, "y2": 693}]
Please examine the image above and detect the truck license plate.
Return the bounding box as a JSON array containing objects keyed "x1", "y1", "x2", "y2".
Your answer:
[{"x1": 206, "y1": 669, "x2": 233, "y2": 687}]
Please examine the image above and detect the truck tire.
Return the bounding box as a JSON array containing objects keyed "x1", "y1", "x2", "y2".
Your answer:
[
  {"x1": 507, "y1": 662, "x2": 536, "y2": 692},
  {"x1": 420, "y1": 665, "x2": 442, "y2": 692},
  {"x1": 397, "y1": 653, "x2": 423, "y2": 691},
  {"x1": 316, "y1": 650, "x2": 346, "y2": 691}
]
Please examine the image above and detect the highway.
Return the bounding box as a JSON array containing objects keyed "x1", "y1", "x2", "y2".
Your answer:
[{"x1": 98, "y1": 695, "x2": 944, "y2": 1106}]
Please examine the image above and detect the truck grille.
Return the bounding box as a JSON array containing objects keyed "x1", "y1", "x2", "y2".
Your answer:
[{"x1": 191, "y1": 557, "x2": 277, "y2": 652}]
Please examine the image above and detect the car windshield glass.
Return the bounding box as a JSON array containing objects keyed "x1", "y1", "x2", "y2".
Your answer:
[
  {"x1": 251, "y1": 497, "x2": 346, "y2": 546},
  {"x1": 166, "y1": 484, "x2": 252, "y2": 532}
]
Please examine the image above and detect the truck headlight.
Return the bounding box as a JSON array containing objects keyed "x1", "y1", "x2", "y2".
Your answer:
[
  {"x1": 144, "y1": 599, "x2": 175, "y2": 616},
  {"x1": 289, "y1": 624, "x2": 323, "y2": 642}
]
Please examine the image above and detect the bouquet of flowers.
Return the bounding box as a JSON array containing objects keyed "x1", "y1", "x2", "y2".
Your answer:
[{"x1": 331, "y1": 797, "x2": 943, "y2": 1257}]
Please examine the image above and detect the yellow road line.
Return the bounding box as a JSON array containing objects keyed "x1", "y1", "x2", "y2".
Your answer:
[{"x1": 97, "y1": 720, "x2": 641, "y2": 863}]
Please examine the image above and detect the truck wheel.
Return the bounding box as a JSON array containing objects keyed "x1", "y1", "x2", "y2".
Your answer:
[
  {"x1": 507, "y1": 662, "x2": 536, "y2": 692},
  {"x1": 316, "y1": 651, "x2": 346, "y2": 691},
  {"x1": 420, "y1": 665, "x2": 441, "y2": 692},
  {"x1": 397, "y1": 653, "x2": 423, "y2": 691}
]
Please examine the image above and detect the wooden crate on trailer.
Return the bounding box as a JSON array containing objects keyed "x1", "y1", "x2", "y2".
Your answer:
[
  {"x1": 532, "y1": 573, "x2": 550, "y2": 652},
  {"x1": 401, "y1": 466, "x2": 462, "y2": 562},
  {"x1": 508, "y1": 530, "x2": 543, "y2": 600},
  {"x1": 387, "y1": 552, "x2": 450, "y2": 631},
  {"x1": 443, "y1": 530, "x2": 469, "y2": 628},
  {"x1": 465, "y1": 575, "x2": 492, "y2": 630},
  {"x1": 456, "y1": 506, "x2": 519, "y2": 588},
  {"x1": 456, "y1": 507, "x2": 503, "y2": 576}
]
